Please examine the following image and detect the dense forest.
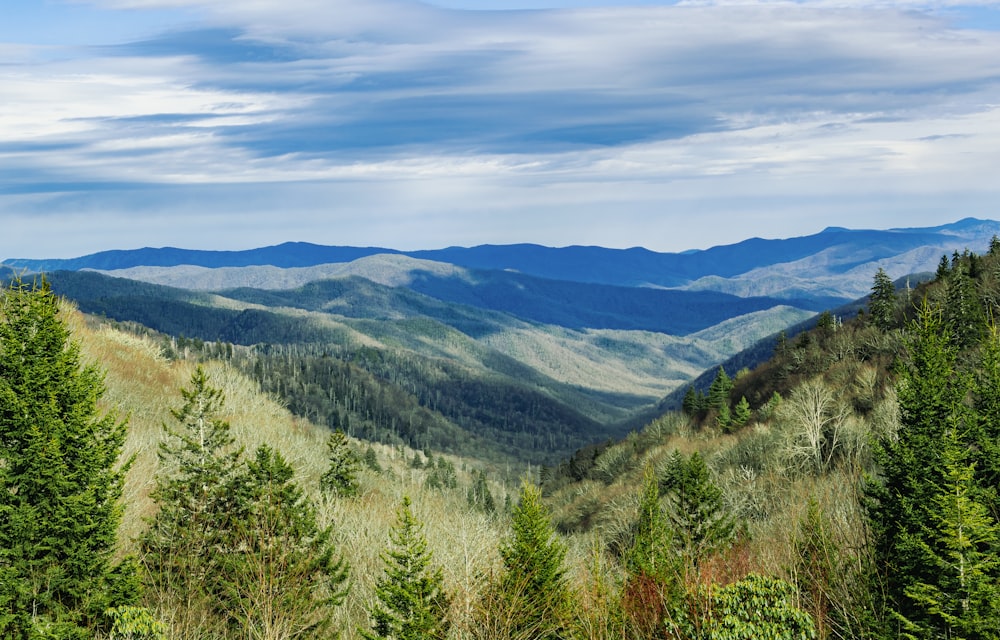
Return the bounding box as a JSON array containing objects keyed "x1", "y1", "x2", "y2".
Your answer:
[{"x1": 5, "y1": 241, "x2": 1000, "y2": 638}]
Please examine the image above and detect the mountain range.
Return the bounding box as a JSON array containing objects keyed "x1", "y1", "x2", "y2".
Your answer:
[{"x1": 4, "y1": 217, "x2": 998, "y2": 462}]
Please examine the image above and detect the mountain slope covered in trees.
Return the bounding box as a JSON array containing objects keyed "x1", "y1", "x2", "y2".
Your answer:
[{"x1": 10, "y1": 238, "x2": 1000, "y2": 638}]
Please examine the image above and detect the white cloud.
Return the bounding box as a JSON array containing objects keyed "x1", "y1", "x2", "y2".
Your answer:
[{"x1": 4, "y1": 0, "x2": 1000, "y2": 258}]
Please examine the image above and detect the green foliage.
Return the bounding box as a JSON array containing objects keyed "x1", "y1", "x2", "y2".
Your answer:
[
  {"x1": 320, "y1": 429, "x2": 361, "y2": 498},
  {"x1": 425, "y1": 457, "x2": 458, "y2": 491},
  {"x1": 866, "y1": 302, "x2": 971, "y2": 632},
  {"x1": 490, "y1": 482, "x2": 573, "y2": 640},
  {"x1": 707, "y1": 366, "x2": 733, "y2": 413},
  {"x1": 624, "y1": 468, "x2": 676, "y2": 582},
  {"x1": 704, "y1": 574, "x2": 816, "y2": 640},
  {"x1": 683, "y1": 385, "x2": 706, "y2": 416},
  {"x1": 732, "y1": 396, "x2": 751, "y2": 428},
  {"x1": 105, "y1": 606, "x2": 167, "y2": 640},
  {"x1": 0, "y1": 279, "x2": 135, "y2": 637},
  {"x1": 944, "y1": 263, "x2": 986, "y2": 350},
  {"x1": 620, "y1": 468, "x2": 680, "y2": 639},
  {"x1": 467, "y1": 470, "x2": 496, "y2": 514},
  {"x1": 660, "y1": 451, "x2": 739, "y2": 575},
  {"x1": 362, "y1": 497, "x2": 450, "y2": 640},
  {"x1": 899, "y1": 429, "x2": 1000, "y2": 639},
  {"x1": 868, "y1": 268, "x2": 897, "y2": 332},
  {"x1": 140, "y1": 366, "x2": 245, "y2": 638},
  {"x1": 220, "y1": 445, "x2": 349, "y2": 640},
  {"x1": 363, "y1": 445, "x2": 383, "y2": 473}
]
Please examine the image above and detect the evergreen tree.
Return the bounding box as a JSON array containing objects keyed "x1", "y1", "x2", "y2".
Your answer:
[
  {"x1": 707, "y1": 366, "x2": 733, "y2": 413},
  {"x1": 936, "y1": 254, "x2": 951, "y2": 280},
  {"x1": 140, "y1": 366, "x2": 244, "y2": 639},
  {"x1": 869, "y1": 268, "x2": 897, "y2": 332},
  {"x1": 660, "y1": 450, "x2": 738, "y2": 577},
  {"x1": 467, "y1": 470, "x2": 496, "y2": 514},
  {"x1": 362, "y1": 497, "x2": 450, "y2": 640},
  {"x1": 944, "y1": 264, "x2": 986, "y2": 350},
  {"x1": 865, "y1": 302, "x2": 972, "y2": 635},
  {"x1": 900, "y1": 429, "x2": 1000, "y2": 639},
  {"x1": 732, "y1": 396, "x2": 752, "y2": 428},
  {"x1": 682, "y1": 386, "x2": 704, "y2": 416},
  {"x1": 0, "y1": 279, "x2": 136, "y2": 637},
  {"x1": 491, "y1": 482, "x2": 572, "y2": 640},
  {"x1": 320, "y1": 429, "x2": 360, "y2": 498},
  {"x1": 621, "y1": 468, "x2": 679, "y2": 639},
  {"x1": 220, "y1": 445, "x2": 349, "y2": 640},
  {"x1": 362, "y1": 446, "x2": 383, "y2": 473},
  {"x1": 624, "y1": 468, "x2": 675, "y2": 581}
]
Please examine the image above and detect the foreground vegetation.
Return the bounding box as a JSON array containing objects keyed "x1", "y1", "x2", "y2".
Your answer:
[{"x1": 5, "y1": 242, "x2": 1000, "y2": 638}]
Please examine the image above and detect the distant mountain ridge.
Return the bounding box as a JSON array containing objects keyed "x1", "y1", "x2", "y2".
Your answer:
[
  {"x1": 7, "y1": 218, "x2": 998, "y2": 298},
  {"x1": 5, "y1": 218, "x2": 996, "y2": 463}
]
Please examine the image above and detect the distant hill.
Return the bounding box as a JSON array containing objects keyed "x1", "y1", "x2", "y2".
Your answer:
[
  {"x1": 5, "y1": 218, "x2": 998, "y2": 463},
  {"x1": 6, "y1": 218, "x2": 998, "y2": 302}
]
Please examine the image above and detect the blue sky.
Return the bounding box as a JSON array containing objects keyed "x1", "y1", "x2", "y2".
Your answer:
[{"x1": 3, "y1": 0, "x2": 1000, "y2": 259}]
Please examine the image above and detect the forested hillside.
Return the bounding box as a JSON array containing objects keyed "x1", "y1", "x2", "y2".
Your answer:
[
  {"x1": 22, "y1": 268, "x2": 802, "y2": 465},
  {"x1": 540, "y1": 243, "x2": 1000, "y2": 638},
  {"x1": 7, "y1": 239, "x2": 1000, "y2": 638}
]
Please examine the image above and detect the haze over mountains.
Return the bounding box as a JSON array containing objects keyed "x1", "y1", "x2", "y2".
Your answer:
[{"x1": 4, "y1": 217, "x2": 998, "y2": 461}]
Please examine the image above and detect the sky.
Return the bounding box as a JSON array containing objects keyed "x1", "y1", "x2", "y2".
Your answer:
[{"x1": 3, "y1": 0, "x2": 1000, "y2": 259}]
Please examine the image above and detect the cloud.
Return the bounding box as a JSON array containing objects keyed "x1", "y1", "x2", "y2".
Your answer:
[{"x1": 3, "y1": 0, "x2": 1000, "y2": 258}]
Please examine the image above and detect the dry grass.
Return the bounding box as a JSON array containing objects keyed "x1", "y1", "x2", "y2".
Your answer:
[{"x1": 65, "y1": 304, "x2": 516, "y2": 638}]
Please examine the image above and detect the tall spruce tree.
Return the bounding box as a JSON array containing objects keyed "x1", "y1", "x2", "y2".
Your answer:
[
  {"x1": 489, "y1": 481, "x2": 572, "y2": 640},
  {"x1": 220, "y1": 445, "x2": 349, "y2": 640},
  {"x1": 0, "y1": 279, "x2": 135, "y2": 638},
  {"x1": 865, "y1": 302, "x2": 973, "y2": 636},
  {"x1": 140, "y1": 366, "x2": 244, "y2": 639},
  {"x1": 660, "y1": 450, "x2": 738, "y2": 577},
  {"x1": 362, "y1": 497, "x2": 450, "y2": 640},
  {"x1": 900, "y1": 429, "x2": 1000, "y2": 638},
  {"x1": 319, "y1": 429, "x2": 360, "y2": 498},
  {"x1": 869, "y1": 268, "x2": 897, "y2": 332}
]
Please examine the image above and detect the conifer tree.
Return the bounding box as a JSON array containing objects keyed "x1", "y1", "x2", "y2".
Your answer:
[
  {"x1": 362, "y1": 497, "x2": 450, "y2": 640},
  {"x1": 320, "y1": 429, "x2": 360, "y2": 498},
  {"x1": 621, "y1": 468, "x2": 679, "y2": 638},
  {"x1": 865, "y1": 302, "x2": 972, "y2": 635},
  {"x1": 901, "y1": 429, "x2": 1000, "y2": 639},
  {"x1": 467, "y1": 470, "x2": 496, "y2": 514},
  {"x1": 140, "y1": 366, "x2": 244, "y2": 638},
  {"x1": 625, "y1": 468, "x2": 675, "y2": 581},
  {"x1": 220, "y1": 445, "x2": 349, "y2": 640},
  {"x1": 489, "y1": 482, "x2": 572, "y2": 640},
  {"x1": 0, "y1": 279, "x2": 136, "y2": 637},
  {"x1": 868, "y1": 268, "x2": 897, "y2": 332},
  {"x1": 660, "y1": 450, "x2": 738, "y2": 577},
  {"x1": 707, "y1": 366, "x2": 733, "y2": 412},
  {"x1": 732, "y1": 396, "x2": 752, "y2": 428}
]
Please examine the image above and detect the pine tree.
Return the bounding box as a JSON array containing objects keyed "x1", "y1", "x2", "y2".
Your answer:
[
  {"x1": 362, "y1": 497, "x2": 450, "y2": 640},
  {"x1": 624, "y1": 467, "x2": 675, "y2": 581},
  {"x1": 220, "y1": 445, "x2": 349, "y2": 640},
  {"x1": 936, "y1": 254, "x2": 951, "y2": 280},
  {"x1": 621, "y1": 468, "x2": 679, "y2": 639},
  {"x1": 140, "y1": 366, "x2": 244, "y2": 638},
  {"x1": 660, "y1": 450, "x2": 738, "y2": 577},
  {"x1": 490, "y1": 482, "x2": 572, "y2": 640},
  {"x1": 901, "y1": 429, "x2": 1000, "y2": 639},
  {"x1": 0, "y1": 279, "x2": 136, "y2": 637},
  {"x1": 707, "y1": 366, "x2": 733, "y2": 413},
  {"x1": 467, "y1": 470, "x2": 496, "y2": 514},
  {"x1": 732, "y1": 396, "x2": 752, "y2": 428},
  {"x1": 869, "y1": 268, "x2": 897, "y2": 332},
  {"x1": 320, "y1": 429, "x2": 360, "y2": 498},
  {"x1": 865, "y1": 301, "x2": 972, "y2": 635},
  {"x1": 944, "y1": 264, "x2": 986, "y2": 350}
]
